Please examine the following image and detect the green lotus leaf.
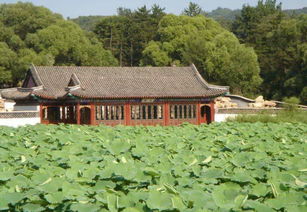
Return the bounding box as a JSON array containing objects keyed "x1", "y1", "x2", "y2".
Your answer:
[
  {"x1": 122, "y1": 207, "x2": 141, "y2": 212},
  {"x1": 181, "y1": 190, "x2": 213, "y2": 210},
  {"x1": 0, "y1": 192, "x2": 24, "y2": 205},
  {"x1": 229, "y1": 171, "x2": 257, "y2": 184},
  {"x1": 171, "y1": 196, "x2": 186, "y2": 210},
  {"x1": 143, "y1": 167, "x2": 160, "y2": 177},
  {"x1": 164, "y1": 183, "x2": 179, "y2": 195},
  {"x1": 212, "y1": 183, "x2": 242, "y2": 210},
  {"x1": 265, "y1": 191, "x2": 306, "y2": 210},
  {"x1": 6, "y1": 174, "x2": 31, "y2": 189},
  {"x1": 37, "y1": 177, "x2": 63, "y2": 193},
  {"x1": 243, "y1": 200, "x2": 275, "y2": 212},
  {"x1": 107, "y1": 194, "x2": 118, "y2": 212},
  {"x1": 107, "y1": 140, "x2": 131, "y2": 155},
  {"x1": 70, "y1": 203, "x2": 101, "y2": 212},
  {"x1": 45, "y1": 191, "x2": 65, "y2": 204},
  {"x1": 0, "y1": 169, "x2": 14, "y2": 181},
  {"x1": 202, "y1": 168, "x2": 224, "y2": 179},
  {"x1": 251, "y1": 183, "x2": 269, "y2": 197},
  {"x1": 21, "y1": 203, "x2": 45, "y2": 212},
  {"x1": 31, "y1": 172, "x2": 51, "y2": 185},
  {"x1": 146, "y1": 190, "x2": 173, "y2": 210},
  {"x1": 0, "y1": 123, "x2": 306, "y2": 211},
  {"x1": 285, "y1": 205, "x2": 307, "y2": 212}
]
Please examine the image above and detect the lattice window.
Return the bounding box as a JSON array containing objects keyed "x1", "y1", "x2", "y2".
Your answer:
[
  {"x1": 170, "y1": 104, "x2": 197, "y2": 119},
  {"x1": 131, "y1": 105, "x2": 163, "y2": 120},
  {"x1": 96, "y1": 105, "x2": 124, "y2": 120}
]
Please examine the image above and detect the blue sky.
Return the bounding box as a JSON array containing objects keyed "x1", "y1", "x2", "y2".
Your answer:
[{"x1": 1, "y1": 0, "x2": 306, "y2": 18}]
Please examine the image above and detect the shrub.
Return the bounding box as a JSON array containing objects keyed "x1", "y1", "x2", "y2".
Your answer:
[{"x1": 227, "y1": 109, "x2": 307, "y2": 123}]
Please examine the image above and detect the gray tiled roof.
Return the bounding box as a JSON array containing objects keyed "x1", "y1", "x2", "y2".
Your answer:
[{"x1": 1, "y1": 64, "x2": 229, "y2": 100}]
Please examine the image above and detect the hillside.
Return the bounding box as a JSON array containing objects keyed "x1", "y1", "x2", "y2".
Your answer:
[
  {"x1": 70, "y1": 15, "x2": 107, "y2": 31},
  {"x1": 71, "y1": 7, "x2": 307, "y2": 31},
  {"x1": 284, "y1": 7, "x2": 307, "y2": 16},
  {"x1": 206, "y1": 7, "x2": 241, "y2": 20}
]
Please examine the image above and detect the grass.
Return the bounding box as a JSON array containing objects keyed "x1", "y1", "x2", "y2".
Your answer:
[{"x1": 227, "y1": 109, "x2": 307, "y2": 123}]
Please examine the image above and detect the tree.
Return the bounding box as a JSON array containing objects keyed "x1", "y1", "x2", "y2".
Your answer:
[
  {"x1": 141, "y1": 41, "x2": 172, "y2": 66},
  {"x1": 232, "y1": 1, "x2": 307, "y2": 102},
  {"x1": 26, "y1": 21, "x2": 117, "y2": 66},
  {"x1": 183, "y1": 2, "x2": 203, "y2": 17},
  {"x1": 117, "y1": 7, "x2": 132, "y2": 17},
  {"x1": 0, "y1": 2, "x2": 117, "y2": 87},
  {"x1": 0, "y1": 2, "x2": 62, "y2": 39},
  {"x1": 232, "y1": 0, "x2": 282, "y2": 43},
  {"x1": 94, "y1": 5, "x2": 166, "y2": 66},
  {"x1": 141, "y1": 15, "x2": 262, "y2": 96},
  {"x1": 0, "y1": 42, "x2": 16, "y2": 87},
  {"x1": 300, "y1": 87, "x2": 307, "y2": 104},
  {"x1": 94, "y1": 16, "x2": 129, "y2": 66},
  {"x1": 152, "y1": 4, "x2": 166, "y2": 19}
]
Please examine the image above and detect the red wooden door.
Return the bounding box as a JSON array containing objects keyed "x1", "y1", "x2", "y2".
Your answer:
[
  {"x1": 199, "y1": 105, "x2": 207, "y2": 124},
  {"x1": 80, "y1": 107, "x2": 91, "y2": 125},
  {"x1": 200, "y1": 105, "x2": 212, "y2": 124}
]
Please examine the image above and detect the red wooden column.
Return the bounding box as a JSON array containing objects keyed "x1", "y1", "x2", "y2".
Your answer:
[
  {"x1": 210, "y1": 101, "x2": 215, "y2": 122},
  {"x1": 125, "y1": 102, "x2": 131, "y2": 126},
  {"x1": 90, "y1": 103, "x2": 96, "y2": 125},
  {"x1": 197, "y1": 102, "x2": 201, "y2": 125},
  {"x1": 76, "y1": 103, "x2": 80, "y2": 125},
  {"x1": 164, "y1": 102, "x2": 170, "y2": 126},
  {"x1": 39, "y1": 104, "x2": 43, "y2": 124}
]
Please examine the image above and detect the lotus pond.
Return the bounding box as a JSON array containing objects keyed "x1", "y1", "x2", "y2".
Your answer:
[{"x1": 0, "y1": 122, "x2": 306, "y2": 211}]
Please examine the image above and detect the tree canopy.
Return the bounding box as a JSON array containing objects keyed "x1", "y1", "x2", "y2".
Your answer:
[
  {"x1": 0, "y1": 2, "x2": 117, "y2": 87},
  {"x1": 141, "y1": 15, "x2": 262, "y2": 96},
  {"x1": 94, "y1": 5, "x2": 165, "y2": 66},
  {"x1": 232, "y1": 0, "x2": 307, "y2": 102}
]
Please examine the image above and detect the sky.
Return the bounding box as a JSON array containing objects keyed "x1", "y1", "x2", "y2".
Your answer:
[{"x1": 1, "y1": 0, "x2": 306, "y2": 18}]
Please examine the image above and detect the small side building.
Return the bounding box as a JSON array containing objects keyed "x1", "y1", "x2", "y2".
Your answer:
[{"x1": 1, "y1": 64, "x2": 229, "y2": 126}]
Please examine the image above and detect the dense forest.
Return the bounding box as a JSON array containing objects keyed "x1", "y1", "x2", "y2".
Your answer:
[{"x1": 0, "y1": 1, "x2": 306, "y2": 104}]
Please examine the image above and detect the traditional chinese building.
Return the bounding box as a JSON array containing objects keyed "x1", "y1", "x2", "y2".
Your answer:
[{"x1": 1, "y1": 64, "x2": 229, "y2": 126}]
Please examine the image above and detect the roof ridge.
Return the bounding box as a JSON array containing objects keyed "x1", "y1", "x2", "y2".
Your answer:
[
  {"x1": 226, "y1": 94, "x2": 255, "y2": 102},
  {"x1": 34, "y1": 65, "x2": 192, "y2": 69},
  {"x1": 30, "y1": 64, "x2": 44, "y2": 87},
  {"x1": 190, "y1": 64, "x2": 229, "y2": 91}
]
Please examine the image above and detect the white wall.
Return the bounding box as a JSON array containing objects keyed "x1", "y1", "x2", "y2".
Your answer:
[
  {"x1": 14, "y1": 105, "x2": 39, "y2": 111},
  {"x1": 215, "y1": 114, "x2": 238, "y2": 122},
  {"x1": 0, "y1": 117, "x2": 40, "y2": 128},
  {"x1": 4, "y1": 101, "x2": 15, "y2": 111}
]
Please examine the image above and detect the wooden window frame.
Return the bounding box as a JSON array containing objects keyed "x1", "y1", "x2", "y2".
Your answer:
[
  {"x1": 131, "y1": 104, "x2": 164, "y2": 120},
  {"x1": 170, "y1": 104, "x2": 197, "y2": 120},
  {"x1": 95, "y1": 104, "x2": 125, "y2": 121}
]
